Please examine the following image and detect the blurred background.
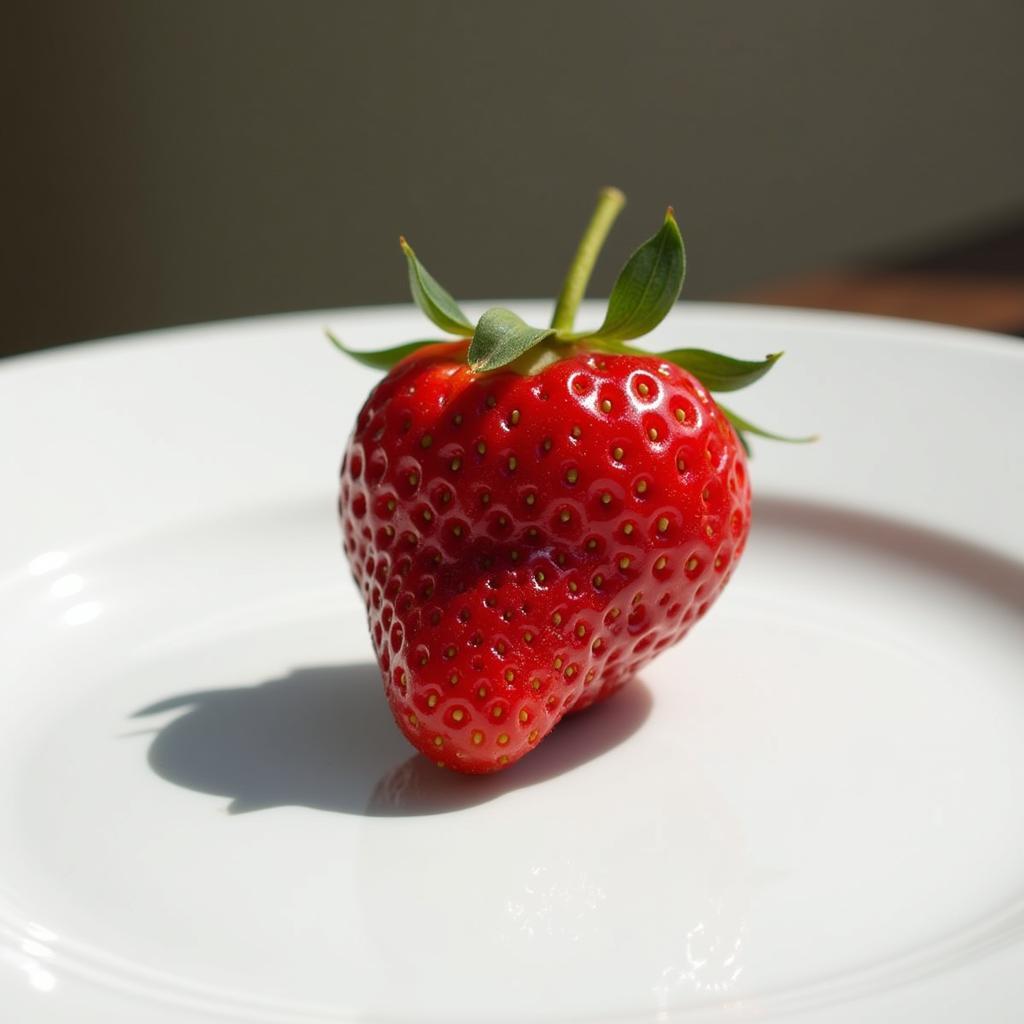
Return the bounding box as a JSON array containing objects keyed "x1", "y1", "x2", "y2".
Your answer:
[{"x1": 5, "y1": 0, "x2": 1024, "y2": 359}]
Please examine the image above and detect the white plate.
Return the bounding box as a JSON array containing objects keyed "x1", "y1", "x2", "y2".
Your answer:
[{"x1": 1, "y1": 303, "x2": 1022, "y2": 1024}]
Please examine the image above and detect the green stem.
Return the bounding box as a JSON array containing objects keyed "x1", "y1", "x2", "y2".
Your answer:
[{"x1": 550, "y1": 186, "x2": 626, "y2": 333}]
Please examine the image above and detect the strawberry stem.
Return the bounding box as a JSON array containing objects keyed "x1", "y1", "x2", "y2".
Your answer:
[{"x1": 551, "y1": 186, "x2": 626, "y2": 334}]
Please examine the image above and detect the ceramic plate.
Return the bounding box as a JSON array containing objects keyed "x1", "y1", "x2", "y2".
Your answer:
[{"x1": 1, "y1": 303, "x2": 1022, "y2": 1023}]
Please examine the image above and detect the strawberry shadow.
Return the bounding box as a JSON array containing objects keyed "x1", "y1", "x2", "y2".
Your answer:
[{"x1": 132, "y1": 664, "x2": 652, "y2": 817}]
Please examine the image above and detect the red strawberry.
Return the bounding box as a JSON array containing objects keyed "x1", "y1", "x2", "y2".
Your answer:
[{"x1": 331, "y1": 188, "x2": 810, "y2": 772}]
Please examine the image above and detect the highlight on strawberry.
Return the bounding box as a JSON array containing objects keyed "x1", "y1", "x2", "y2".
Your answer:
[{"x1": 330, "y1": 187, "x2": 813, "y2": 773}]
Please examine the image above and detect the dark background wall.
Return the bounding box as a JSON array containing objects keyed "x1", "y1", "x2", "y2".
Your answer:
[{"x1": 5, "y1": 0, "x2": 1024, "y2": 357}]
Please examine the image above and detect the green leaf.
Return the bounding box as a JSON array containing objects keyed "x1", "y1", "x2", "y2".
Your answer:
[
  {"x1": 717, "y1": 401, "x2": 819, "y2": 446},
  {"x1": 590, "y1": 209, "x2": 686, "y2": 342},
  {"x1": 733, "y1": 426, "x2": 752, "y2": 458},
  {"x1": 326, "y1": 330, "x2": 445, "y2": 370},
  {"x1": 400, "y1": 237, "x2": 474, "y2": 336},
  {"x1": 468, "y1": 308, "x2": 556, "y2": 372},
  {"x1": 659, "y1": 349, "x2": 783, "y2": 392}
]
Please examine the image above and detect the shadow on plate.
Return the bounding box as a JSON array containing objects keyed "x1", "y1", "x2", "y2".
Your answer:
[
  {"x1": 132, "y1": 664, "x2": 652, "y2": 818},
  {"x1": 755, "y1": 496, "x2": 1024, "y2": 612}
]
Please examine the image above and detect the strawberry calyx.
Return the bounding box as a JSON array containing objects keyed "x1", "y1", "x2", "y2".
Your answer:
[{"x1": 327, "y1": 187, "x2": 815, "y2": 450}]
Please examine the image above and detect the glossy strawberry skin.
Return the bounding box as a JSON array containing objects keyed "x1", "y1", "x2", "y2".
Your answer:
[{"x1": 339, "y1": 342, "x2": 750, "y2": 773}]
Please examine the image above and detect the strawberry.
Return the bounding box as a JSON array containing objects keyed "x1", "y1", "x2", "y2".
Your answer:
[{"x1": 331, "y1": 187, "x2": 811, "y2": 773}]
